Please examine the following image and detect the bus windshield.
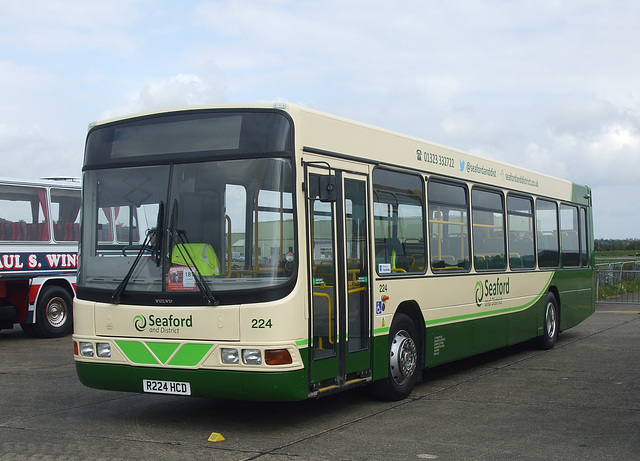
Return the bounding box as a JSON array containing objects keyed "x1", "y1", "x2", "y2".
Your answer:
[{"x1": 78, "y1": 157, "x2": 296, "y2": 305}]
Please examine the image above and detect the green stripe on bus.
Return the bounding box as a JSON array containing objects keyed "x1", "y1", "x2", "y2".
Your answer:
[
  {"x1": 117, "y1": 340, "x2": 214, "y2": 366},
  {"x1": 146, "y1": 342, "x2": 180, "y2": 364},
  {"x1": 168, "y1": 343, "x2": 213, "y2": 366},
  {"x1": 115, "y1": 340, "x2": 158, "y2": 365}
]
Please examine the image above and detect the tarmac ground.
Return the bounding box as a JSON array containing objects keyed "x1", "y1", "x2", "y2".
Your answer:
[{"x1": 1, "y1": 302, "x2": 639, "y2": 460}]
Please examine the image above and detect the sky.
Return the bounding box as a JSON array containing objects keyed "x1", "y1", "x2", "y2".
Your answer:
[{"x1": 1, "y1": 0, "x2": 639, "y2": 239}]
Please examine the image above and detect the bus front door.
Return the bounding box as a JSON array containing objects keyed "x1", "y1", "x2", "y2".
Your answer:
[{"x1": 307, "y1": 167, "x2": 371, "y2": 396}]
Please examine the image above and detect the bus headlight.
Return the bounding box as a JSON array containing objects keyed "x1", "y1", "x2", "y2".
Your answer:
[
  {"x1": 96, "y1": 343, "x2": 111, "y2": 358},
  {"x1": 242, "y1": 349, "x2": 262, "y2": 365},
  {"x1": 79, "y1": 342, "x2": 94, "y2": 357},
  {"x1": 221, "y1": 348, "x2": 239, "y2": 364}
]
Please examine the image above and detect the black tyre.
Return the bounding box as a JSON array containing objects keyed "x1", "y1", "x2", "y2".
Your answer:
[
  {"x1": 31, "y1": 286, "x2": 73, "y2": 338},
  {"x1": 20, "y1": 322, "x2": 38, "y2": 337},
  {"x1": 538, "y1": 292, "x2": 559, "y2": 350},
  {"x1": 370, "y1": 313, "x2": 420, "y2": 401}
]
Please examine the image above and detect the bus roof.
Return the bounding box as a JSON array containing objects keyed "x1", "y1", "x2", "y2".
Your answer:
[
  {"x1": 89, "y1": 103, "x2": 590, "y2": 205},
  {"x1": 0, "y1": 177, "x2": 81, "y2": 189}
]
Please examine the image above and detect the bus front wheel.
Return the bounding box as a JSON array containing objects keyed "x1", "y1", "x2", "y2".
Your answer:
[
  {"x1": 33, "y1": 286, "x2": 73, "y2": 338},
  {"x1": 370, "y1": 313, "x2": 420, "y2": 401}
]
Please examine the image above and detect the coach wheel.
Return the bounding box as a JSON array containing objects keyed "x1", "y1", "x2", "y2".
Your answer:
[
  {"x1": 370, "y1": 313, "x2": 419, "y2": 401},
  {"x1": 34, "y1": 286, "x2": 73, "y2": 338},
  {"x1": 538, "y1": 292, "x2": 559, "y2": 350}
]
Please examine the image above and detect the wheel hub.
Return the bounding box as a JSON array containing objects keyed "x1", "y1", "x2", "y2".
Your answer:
[
  {"x1": 545, "y1": 302, "x2": 556, "y2": 338},
  {"x1": 46, "y1": 297, "x2": 67, "y2": 328},
  {"x1": 389, "y1": 330, "x2": 417, "y2": 385}
]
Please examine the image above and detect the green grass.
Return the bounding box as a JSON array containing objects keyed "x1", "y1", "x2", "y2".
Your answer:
[
  {"x1": 598, "y1": 277, "x2": 640, "y2": 300},
  {"x1": 594, "y1": 250, "x2": 640, "y2": 264},
  {"x1": 595, "y1": 252, "x2": 640, "y2": 300}
]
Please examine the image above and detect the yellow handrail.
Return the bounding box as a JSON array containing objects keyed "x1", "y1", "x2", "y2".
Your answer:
[
  {"x1": 225, "y1": 215, "x2": 232, "y2": 278},
  {"x1": 312, "y1": 291, "x2": 333, "y2": 345}
]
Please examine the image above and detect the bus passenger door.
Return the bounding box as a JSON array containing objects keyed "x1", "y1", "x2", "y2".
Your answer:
[{"x1": 307, "y1": 166, "x2": 371, "y2": 396}]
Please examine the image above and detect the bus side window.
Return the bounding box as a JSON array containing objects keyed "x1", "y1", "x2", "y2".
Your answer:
[
  {"x1": 428, "y1": 180, "x2": 470, "y2": 272},
  {"x1": 372, "y1": 168, "x2": 425, "y2": 275},
  {"x1": 560, "y1": 204, "x2": 580, "y2": 267},
  {"x1": 507, "y1": 195, "x2": 535, "y2": 269},
  {"x1": 536, "y1": 199, "x2": 559, "y2": 268}
]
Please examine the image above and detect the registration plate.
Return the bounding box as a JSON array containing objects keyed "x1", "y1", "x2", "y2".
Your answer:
[{"x1": 143, "y1": 379, "x2": 191, "y2": 395}]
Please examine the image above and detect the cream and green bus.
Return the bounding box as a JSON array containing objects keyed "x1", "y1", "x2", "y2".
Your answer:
[{"x1": 73, "y1": 103, "x2": 594, "y2": 401}]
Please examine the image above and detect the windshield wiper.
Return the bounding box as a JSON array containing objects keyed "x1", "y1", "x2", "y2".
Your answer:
[
  {"x1": 168, "y1": 200, "x2": 219, "y2": 306},
  {"x1": 111, "y1": 228, "x2": 156, "y2": 304},
  {"x1": 111, "y1": 202, "x2": 164, "y2": 304},
  {"x1": 170, "y1": 228, "x2": 219, "y2": 306}
]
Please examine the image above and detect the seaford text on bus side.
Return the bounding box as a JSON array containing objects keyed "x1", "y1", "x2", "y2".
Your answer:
[
  {"x1": 475, "y1": 277, "x2": 510, "y2": 307},
  {"x1": 485, "y1": 277, "x2": 510, "y2": 296}
]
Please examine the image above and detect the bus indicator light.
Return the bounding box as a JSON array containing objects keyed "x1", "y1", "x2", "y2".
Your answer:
[{"x1": 265, "y1": 349, "x2": 293, "y2": 365}]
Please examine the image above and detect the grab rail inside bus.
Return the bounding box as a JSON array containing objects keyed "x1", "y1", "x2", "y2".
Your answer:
[
  {"x1": 312, "y1": 290, "x2": 333, "y2": 345},
  {"x1": 225, "y1": 215, "x2": 232, "y2": 278}
]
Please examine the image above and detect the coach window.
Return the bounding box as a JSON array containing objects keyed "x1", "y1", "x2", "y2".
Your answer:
[
  {"x1": 580, "y1": 207, "x2": 589, "y2": 267},
  {"x1": 0, "y1": 185, "x2": 49, "y2": 241},
  {"x1": 51, "y1": 188, "x2": 81, "y2": 242},
  {"x1": 472, "y1": 188, "x2": 505, "y2": 271},
  {"x1": 373, "y1": 168, "x2": 426, "y2": 275},
  {"x1": 536, "y1": 199, "x2": 559, "y2": 268},
  {"x1": 560, "y1": 204, "x2": 580, "y2": 267},
  {"x1": 428, "y1": 179, "x2": 470, "y2": 272},
  {"x1": 507, "y1": 195, "x2": 535, "y2": 269}
]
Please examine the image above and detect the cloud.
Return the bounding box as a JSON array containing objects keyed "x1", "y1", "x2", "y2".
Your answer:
[
  {"x1": 0, "y1": 1, "x2": 639, "y2": 237},
  {"x1": 0, "y1": 1, "x2": 145, "y2": 56},
  {"x1": 0, "y1": 123, "x2": 82, "y2": 178},
  {"x1": 100, "y1": 71, "x2": 229, "y2": 119},
  {"x1": 533, "y1": 96, "x2": 640, "y2": 187},
  {"x1": 0, "y1": 61, "x2": 52, "y2": 119}
]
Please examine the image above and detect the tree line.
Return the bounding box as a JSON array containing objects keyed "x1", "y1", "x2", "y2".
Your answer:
[{"x1": 595, "y1": 239, "x2": 640, "y2": 251}]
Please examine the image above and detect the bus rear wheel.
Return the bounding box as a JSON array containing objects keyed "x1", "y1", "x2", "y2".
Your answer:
[
  {"x1": 33, "y1": 286, "x2": 73, "y2": 338},
  {"x1": 370, "y1": 313, "x2": 420, "y2": 401},
  {"x1": 537, "y1": 292, "x2": 559, "y2": 350}
]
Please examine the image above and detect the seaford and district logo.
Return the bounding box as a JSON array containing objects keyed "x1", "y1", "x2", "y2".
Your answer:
[
  {"x1": 133, "y1": 314, "x2": 193, "y2": 333},
  {"x1": 475, "y1": 277, "x2": 510, "y2": 307},
  {"x1": 474, "y1": 281, "x2": 484, "y2": 307},
  {"x1": 133, "y1": 315, "x2": 147, "y2": 331}
]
